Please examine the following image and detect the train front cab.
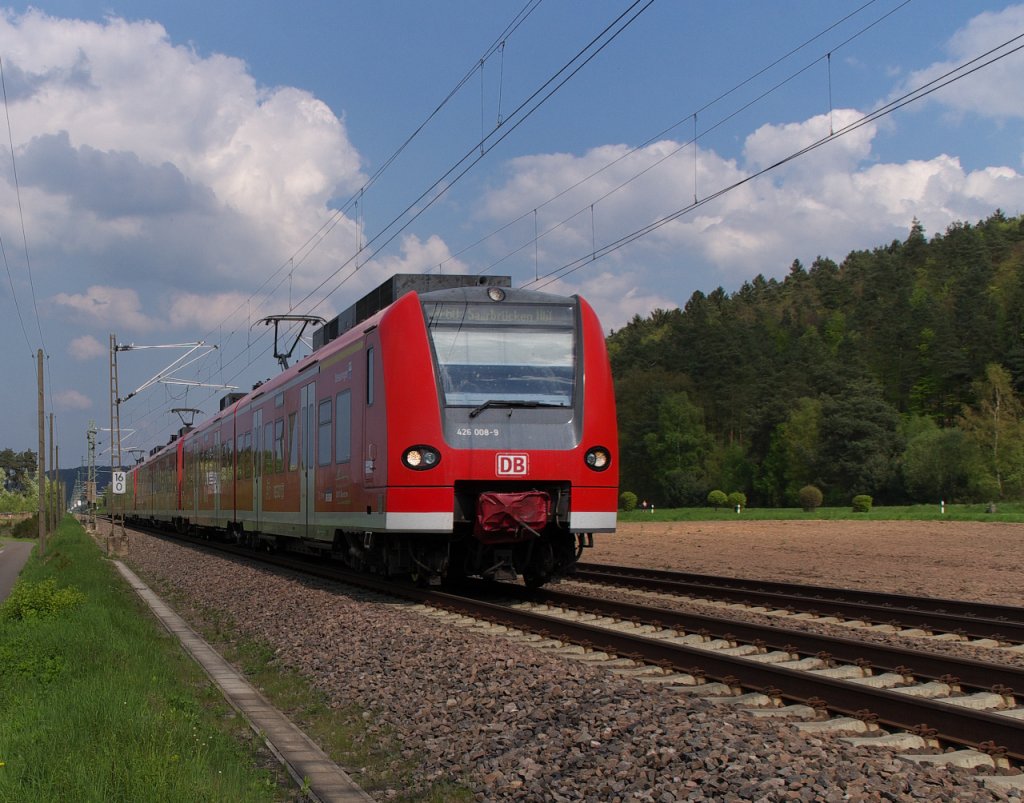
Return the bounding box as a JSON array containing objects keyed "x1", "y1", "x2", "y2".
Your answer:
[{"x1": 378, "y1": 285, "x2": 618, "y2": 586}]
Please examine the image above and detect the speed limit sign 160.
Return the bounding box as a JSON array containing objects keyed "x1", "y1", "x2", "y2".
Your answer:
[{"x1": 112, "y1": 471, "x2": 127, "y2": 495}]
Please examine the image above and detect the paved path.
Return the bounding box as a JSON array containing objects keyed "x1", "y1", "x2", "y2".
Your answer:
[
  {"x1": 113, "y1": 560, "x2": 375, "y2": 803},
  {"x1": 0, "y1": 540, "x2": 34, "y2": 603}
]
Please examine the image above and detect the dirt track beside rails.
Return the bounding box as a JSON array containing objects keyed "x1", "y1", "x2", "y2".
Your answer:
[{"x1": 588, "y1": 519, "x2": 1024, "y2": 607}]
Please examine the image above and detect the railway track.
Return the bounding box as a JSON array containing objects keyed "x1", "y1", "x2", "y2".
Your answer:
[
  {"x1": 129, "y1": 528, "x2": 1024, "y2": 782},
  {"x1": 573, "y1": 562, "x2": 1024, "y2": 644}
]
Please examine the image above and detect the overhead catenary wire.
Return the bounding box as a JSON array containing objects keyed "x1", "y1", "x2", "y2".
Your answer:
[
  {"x1": 116, "y1": 0, "x2": 894, "y2": 453},
  {"x1": 116, "y1": 2, "x2": 1016, "y2": 457},
  {"x1": 432, "y1": 0, "x2": 899, "y2": 277},
  {"x1": 295, "y1": 0, "x2": 656, "y2": 321},
  {"x1": 0, "y1": 55, "x2": 46, "y2": 361},
  {"x1": 119, "y1": 1, "x2": 657, "y2": 454},
  {"x1": 188, "y1": 0, "x2": 547, "y2": 363},
  {"x1": 529, "y1": 32, "x2": 1024, "y2": 290},
  {"x1": 112, "y1": 0, "x2": 554, "y2": 453}
]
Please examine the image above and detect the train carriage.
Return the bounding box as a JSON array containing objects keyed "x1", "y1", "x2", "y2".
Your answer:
[{"x1": 128, "y1": 274, "x2": 618, "y2": 586}]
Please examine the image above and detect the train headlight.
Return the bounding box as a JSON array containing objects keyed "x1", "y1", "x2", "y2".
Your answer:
[
  {"x1": 403, "y1": 446, "x2": 441, "y2": 470},
  {"x1": 584, "y1": 447, "x2": 611, "y2": 471}
]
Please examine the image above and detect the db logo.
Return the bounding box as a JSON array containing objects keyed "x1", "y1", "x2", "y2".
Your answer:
[{"x1": 496, "y1": 453, "x2": 529, "y2": 476}]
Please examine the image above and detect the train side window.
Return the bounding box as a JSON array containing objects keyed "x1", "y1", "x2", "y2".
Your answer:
[
  {"x1": 263, "y1": 423, "x2": 274, "y2": 475},
  {"x1": 317, "y1": 399, "x2": 332, "y2": 466},
  {"x1": 366, "y1": 346, "x2": 375, "y2": 406},
  {"x1": 288, "y1": 413, "x2": 299, "y2": 471},
  {"x1": 274, "y1": 418, "x2": 284, "y2": 473},
  {"x1": 236, "y1": 435, "x2": 244, "y2": 479},
  {"x1": 335, "y1": 390, "x2": 351, "y2": 464}
]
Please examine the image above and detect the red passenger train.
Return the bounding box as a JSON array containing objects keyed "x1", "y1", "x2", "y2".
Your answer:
[{"x1": 128, "y1": 274, "x2": 618, "y2": 586}]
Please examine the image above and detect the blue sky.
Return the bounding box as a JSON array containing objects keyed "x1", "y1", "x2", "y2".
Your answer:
[{"x1": 0, "y1": 1, "x2": 1022, "y2": 466}]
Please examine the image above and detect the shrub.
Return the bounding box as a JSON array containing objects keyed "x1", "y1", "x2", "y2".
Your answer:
[
  {"x1": 798, "y1": 485, "x2": 823, "y2": 512},
  {"x1": 1, "y1": 578, "x2": 86, "y2": 621},
  {"x1": 727, "y1": 491, "x2": 747, "y2": 509},
  {"x1": 852, "y1": 494, "x2": 873, "y2": 513},
  {"x1": 619, "y1": 491, "x2": 638, "y2": 512},
  {"x1": 706, "y1": 490, "x2": 728, "y2": 509},
  {"x1": 12, "y1": 514, "x2": 38, "y2": 538}
]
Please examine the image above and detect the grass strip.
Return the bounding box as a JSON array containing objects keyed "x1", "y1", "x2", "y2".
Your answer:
[
  {"x1": 138, "y1": 564, "x2": 473, "y2": 803},
  {"x1": 0, "y1": 518, "x2": 292, "y2": 802},
  {"x1": 618, "y1": 502, "x2": 1024, "y2": 522}
]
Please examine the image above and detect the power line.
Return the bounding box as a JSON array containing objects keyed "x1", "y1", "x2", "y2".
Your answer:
[
  {"x1": 442, "y1": 0, "x2": 912, "y2": 282},
  {"x1": 529, "y1": 32, "x2": 1024, "y2": 290},
  {"x1": 120, "y1": 2, "x2": 658, "y2": 454},
  {"x1": 188, "y1": 0, "x2": 549, "y2": 368},
  {"x1": 0, "y1": 56, "x2": 38, "y2": 359},
  {"x1": 0, "y1": 55, "x2": 46, "y2": 358},
  {"x1": 296, "y1": 0, "x2": 656, "y2": 320}
]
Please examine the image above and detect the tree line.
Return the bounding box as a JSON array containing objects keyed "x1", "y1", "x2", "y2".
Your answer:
[{"x1": 608, "y1": 211, "x2": 1024, "y2": 507}]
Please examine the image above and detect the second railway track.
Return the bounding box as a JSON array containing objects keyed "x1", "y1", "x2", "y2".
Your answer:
[
  {"x1": 130, "y1": 526, "x2": 1024, "y2": 786},
  {"x1": 573, "y1": 562, "x2": 1024, "y2": 645}
]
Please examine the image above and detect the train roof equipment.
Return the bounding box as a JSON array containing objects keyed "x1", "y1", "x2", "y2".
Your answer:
[{"x1": 312, "y1": 273, "x2": 512, "y2": 351}]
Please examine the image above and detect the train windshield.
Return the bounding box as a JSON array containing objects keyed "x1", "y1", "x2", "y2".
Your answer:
[{"x1": 424, "y1": 301, "x2": 576, "y2": 408}]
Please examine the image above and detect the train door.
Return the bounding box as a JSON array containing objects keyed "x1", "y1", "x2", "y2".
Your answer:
[
  {"x1": 300, "y1": 382, "x2": 316, "y2": 532},
  {"x1": 252, "y1": 408, "x2": 263, "y2": 532},
  {"x1": 213, "y1": 430, "x2": 221, "y2": 524},
  {"x1": 190, "y1": 440, "x2": 199, "y2": 520},
  {"x1": 363, "y1": 343, "x2": 380, "y2": 489}
]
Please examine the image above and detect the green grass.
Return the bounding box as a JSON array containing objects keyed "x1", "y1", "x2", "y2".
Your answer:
[
  {"x1": 0, "y1": 518, "x2": 290, "y2": 803},
  {"x1": 618, "y1": 501, "x2": 1024, "y2": 523}
]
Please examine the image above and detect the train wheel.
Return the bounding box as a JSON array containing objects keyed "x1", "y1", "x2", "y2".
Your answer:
[
  {"x1": 522, "y1": 570, "x2": 550, "y2": 589},
  {"x1": 523, "y1": 541, "x2": 555, "y2": 588}
]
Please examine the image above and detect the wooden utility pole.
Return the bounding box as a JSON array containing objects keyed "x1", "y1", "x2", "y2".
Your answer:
[
  {"x1": 49, "y1": 413, "x2": 55, "y2": 532},
  {"x1": 55, "y1": 440, "x2": 61, "y2": 527},
  {"x1": 37, "y1": 349, "x2": 45, "y2": 554}
]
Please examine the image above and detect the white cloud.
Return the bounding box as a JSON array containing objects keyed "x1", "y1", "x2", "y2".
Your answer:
[
  {"x1": 538, "y1": 271, "x2": 676, "y2": 333},
  {"x1": 55, "y1": 389, "x2": 91, "y2": 410},
  {"x1": 480, "y1": 106, "x2": 1023, "y2": 325},
  {"x1": 68, "y1": 334, "x2": 106, "y2": 360},
  {"x1": 167, "y1": 292, "x2": 261, "y2": 331},
  {"x1": 0, "y1": 9, "x2": 365, "y2": 307},
  {"x1": 364, "y1": 234, "x2": 467, "y2": 283},
  {"x1": 896, "y1": 5, "x2": 1024, "y2": 120},
  {"x1": 51, "y1": 285, "x2": 153, "y2": 332},
  {"x1": 743, "y1": 110, "x2": 874, "y2": 175}
]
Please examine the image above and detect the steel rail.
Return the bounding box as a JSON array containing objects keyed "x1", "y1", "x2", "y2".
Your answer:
[
  {"x1": 480, "y1": 582, "x2": 1024, "y2": 693},
  {"x1": 139, "y1": 528, "x2": 1024, "y2": 762},
  {"x1": 573, "y1": 564, "x2": 1024, "y2": 643},
  {"x1": 427, "y1": 586, "x2": 1024, "y2": 763}
]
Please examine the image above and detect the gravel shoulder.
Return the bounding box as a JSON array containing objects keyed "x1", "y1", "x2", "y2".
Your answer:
[
  {"x1": 589, "y1": 519, "x2": 1024, "y2": 606},
  {"x1": 121, "y1": 522, "x2": 1024, "y2": 801}
]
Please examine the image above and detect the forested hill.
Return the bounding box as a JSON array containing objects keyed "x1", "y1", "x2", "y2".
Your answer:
[{"x1": 607, "y1": 211, "x2": 1024, "y2": 508}]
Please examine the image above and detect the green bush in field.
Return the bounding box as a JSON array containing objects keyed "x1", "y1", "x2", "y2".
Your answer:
[
  {"x1": 728, "y1": 491, "x2": 747, "y2": 509},
  {"x1": 1, "y1": 578, "x2": 86, "y2": 622},
  {"x1": 798, "y1": 484, "x2": 823, "y2": 512},
  {"x1": 11, "y1": 514, "x2": 38, "y2": 539},
  {"x1": 852, "y1": 494, "x2": 873, "y2": 513},
  {"x1": 707, "y1": 490, "x2": 728, "y2": 509},
  {"x1": 619, "y1": 491, "x2": 638, "y2": 511}
]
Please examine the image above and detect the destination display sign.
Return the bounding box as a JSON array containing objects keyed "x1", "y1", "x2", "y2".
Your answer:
[{"x1": 424, "y1": 302, "x2": 574, "y2": 327}]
